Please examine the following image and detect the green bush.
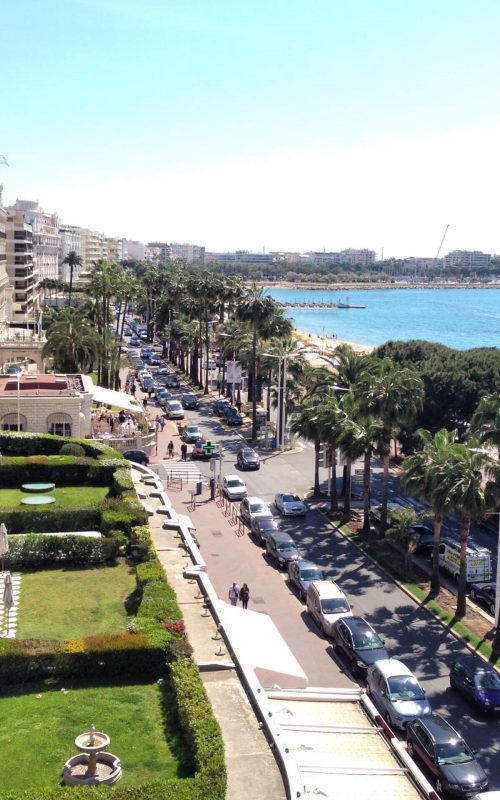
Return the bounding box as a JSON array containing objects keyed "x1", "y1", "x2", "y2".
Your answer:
[
  {"x1": 58, "y1": 442, "x2": 85, "y2": 456},
  {"x1": 0, "y1": 507, "x2": 102, "y2": 534},
  {"x1": 129, "y1": 524, "x2": 154, "y2": 560},
  {"x1": 113, "y1": 466, "x2": 135, "y2": 496},
  {"x1": 5, "y1": 533, "x2": 124, "y2": 568},
  {"x1": 0, "y1": 431, "x2": 122, "y2": 459},
  {"x1": 0, "y1": 456, "x2": 120, "y2": 487}
]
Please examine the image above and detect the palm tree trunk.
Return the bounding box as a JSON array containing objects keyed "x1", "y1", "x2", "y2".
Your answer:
[
  {"x1": 314, "y1": 439, "x2": 321, "y2": 495},
  {"x1": 362, "y1": 450, "x2": 371, "y2": 532},
  {"x1": 204, "y1": 317, "x2": 210, "y2": 394},
  {"x1": 379, "y1": 431, "x2": 391, "y2": 537},
  {"x1": 343, "y1": 457, "x2": 352, "y2": 517},
  {"x1": 330, "y1": 448, "x2": 339, "y2": 513},
  {"x1": 251, "y1": 325, "x2": 258, "y2": 440},
  {"x1": 430, "y1": 515, "x2": 443, "y2": 596},
  {"x1": 456, "y1": 514, "x2": 471, "y2": 617}
]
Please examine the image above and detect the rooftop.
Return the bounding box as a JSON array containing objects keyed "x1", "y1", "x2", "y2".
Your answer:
[{"x1": 0, "y1": 374, "x2": 86, "y2": 397}]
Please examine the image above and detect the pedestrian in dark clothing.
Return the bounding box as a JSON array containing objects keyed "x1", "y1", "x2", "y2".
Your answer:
[
  {"x1": 148, "y1": 388, "x2": 153, "y2": 398},
  {"x1": 142, "y1": 396, "x2": 148, "y2": 409},
  {"x1": 130, "y1": 384, "x2": 136, "y2": 396},
  {"x1": 240, "y1": 583, "x2": 250, "y2": 609},
  {"x1": 180, "y1": 442, "x2": 188, "y2": 461},
  {"x1": 167, "y1": 440, "x2": 174, "y2": 459}
]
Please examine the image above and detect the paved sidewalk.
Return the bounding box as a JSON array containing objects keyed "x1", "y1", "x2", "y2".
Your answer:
[{"x1": 134, "y1": 470, "x2": 286, "y2": 800}]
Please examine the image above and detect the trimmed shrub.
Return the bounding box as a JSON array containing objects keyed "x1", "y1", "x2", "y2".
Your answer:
[
  {"x1": 129, "y1": 524, "x2": 154, "y2": 561},
  {"x1": 5, "y1": 533, "x2": 124, "y2": 568},
  {"x1": 0, "y1": 431, "x2": 122, "y2": 459},
  {"x1": 112, "y1": 466, "x2": 135, "y2": 496},
  {"x1": 0, "y1": 455, "x2": 120, "y2": 487},
  {"x1": 58, "y1": 442, "x2": 85, "y2": 456},
  {"x1": 0, "y1": 507, "x2": 102, "y2": 534}
]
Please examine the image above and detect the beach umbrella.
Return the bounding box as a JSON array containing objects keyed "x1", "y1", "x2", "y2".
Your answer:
[
  {"x1": 0, "y1": 524, "x2": 8, "y2": 573},
  {"x1": 3, "y1": 572, "x2": 13, "y2": 633}
]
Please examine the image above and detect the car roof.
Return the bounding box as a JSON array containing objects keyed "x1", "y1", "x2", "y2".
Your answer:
[
  {"x1": 340, "y1": 616, "x2": 375, "y2": 633},
  {"x1": 269, "y1": 531, "x2": 296, "y2": 544},
  {"x1": 224, "y1": 474, "x2": 243, "y2": 482},
  {"x1": 309, "y1": 579, "x2": 344, "y2": 598},
  {"x1": 295, "y1": 559, "x2": 319, "y2": 570},
  {"x1": 452, "y1": 654, "x2": 495, "y2": 672},
  {"x1": 413, "y1": 714, "x2": 459, "y2": 743},
  {"x1": 245, "y1": 496, "x2": 266, "y2": 504},
  {"x1": 370, "y1": 658, "x2": 414, "y2": 679}
]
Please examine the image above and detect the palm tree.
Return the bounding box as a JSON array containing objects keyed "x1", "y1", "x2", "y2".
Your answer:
[
  {"x1": 62, "y1": 250, "x2": 83, "y2": 308},
  {"x1": 432, "y1": 440, "x2": 499, "y2": 617},
  {"x1": 386, "y1": 507, "x2": 418, "y2": 579},
  {"x1": 42, "y1": 307, "x2": 100, "y2": 373},
  {"x1": 290, "y1": 396, "x2": 326, "y2": 496},
  {"x1": 237, "y1": 286, "x2": 280, "y2": 439},
  {"x1": 362, "y1": 358, "x2": 424, "y2": 536},
  {"x1": 470, "y1": 393, "x2": 500, "y2": 446},
  {"x1": 338, "y1": 406, "x2": 383, "y2": 527},
  {"x1": 402, "y1": 428, "x2": 457, "y2": 596}
]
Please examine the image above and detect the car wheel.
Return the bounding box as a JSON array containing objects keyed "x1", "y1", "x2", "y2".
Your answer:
[
  {"x1": 489, "y1": 602, "x2": 495, "y2": 616},
  {"x1": 350, "y1": 658, "x2": 358, "y2": 676},
  {"x1": 470, "y1": 588, "x2": 477, "y2": 601},
  {"x1": 436, "y1": 779, "x2": 443, "y2": 796},
  {"x1": 407, "y1": 740, "x2": 415, "y2": 757},
  {"x1": 450, "y1": 675, "x2": 456, "y2": 690}
]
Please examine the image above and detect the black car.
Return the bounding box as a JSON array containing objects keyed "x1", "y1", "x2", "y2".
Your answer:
[
  {"x1": 182, "y1": 393, "x2": 199, "y2": 410},
  {"x1": 410, "y1": 524, "x2": 435, "y2": 555},
  {"x1": 123, "y1": 449, "x2": 149, "y2": 466},
  {"x1": 450, "y1": 655, "x2": 500, "y2": 714},
  {"x1": 165, "y1": 375, "x2": 180, "y2": 389},
  {"x1": 265, "y1": 532, "x2": 299, "y2": 569},
  {"x1": 223, "y1": 407, "x2": 244, "y2": 426},
  {"x1": 406, "y1": 715, "x2": 488, "y2": 798},
  {"x1": 331, "y1": 616, "x2": 388, "y2": 676},
  {"x1": 250, "y1": 516, "x2": 280, "y2": 545},
  {"x1": 237, "y1": 447, "x2": 260, "y2": 470},
  {"x1": 470, "y1": 581, "x2": 496, "y2": 617},
  {"x1": 213, "y1": 399, "x2": 231, "y2": 416}
]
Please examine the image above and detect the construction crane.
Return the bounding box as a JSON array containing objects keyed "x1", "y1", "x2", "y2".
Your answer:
[{"x1": 435, "y1": 224, "x2": 450, "y2": 264}]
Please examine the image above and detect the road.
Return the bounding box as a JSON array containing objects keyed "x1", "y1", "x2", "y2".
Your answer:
[{"x1": 161, "y1": 394, "x2": 500, "y2": 791}]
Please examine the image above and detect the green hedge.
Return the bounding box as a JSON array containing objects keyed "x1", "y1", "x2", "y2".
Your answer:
[
  {"x1": 0, "y1": 431, "x2": 121, "y2": 459},
  {"x1": 0, "y1": 507, "x2": 103, "y2": 534},
  {"x1": 0, "y1": 455, "x2": 123, "y2": 487},
  {"x1": 112, "y1": 466, "x2": 135, "y2": 496},
  {"x1": 4, "y1": 533, "x2": 125, "y2": 568}
]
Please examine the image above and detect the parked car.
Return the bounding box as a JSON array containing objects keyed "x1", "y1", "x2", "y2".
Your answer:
[
  {"x1": 331, "y1": 616, "x2": 388, "y2": 677},
  {"x1": 222, "y1": 475, "x2": 248, "y2": 501},
  {"x1": 237, "y1": 446, "x2": 260, "y2": 470},
  {"x1": 306, "y1": 578, "x2": 352, "y2": 628},
  {"x1": 123, "y1": 449, "x2": 149, "y2": 465},
  {"x1": 213, "y1": 398, "x2": 231, "y2": 416},
  {"x1": 410, "y1": 524, "x2": 435, "y2": 555},
  {"x1": 266, "y1": 532, "x2": 300, "y2": 569},
  {"x1": 191, "y1": 439, "x2": 210, "y2": 459},
  {"x1": 130, "y1": 335, "x2": 141, "y2": 346},
  {"x1": 182, "y1": 393, "x2": 199, "y2": 410},
  {"x1": 157, "y1": 367, "x2": 170, "y2": 376},
  {"x1": 469, "y1": 582, "x2": 496, "y2": 617},
  {"x1": 239, "y1": 496, "x2": 273, "y2": 526},
  {"x1": 222, "y1": 406, "x2": 244, "y2": 426},
  {"x1": 406, "y1": 715, "x2": 488, "y2": 798},
  {"x1": 142, "y1": 377, "x2": 155, "y2": 392},
  {"x1": 165, "y1": 374, "x2": 181, "y2": 389},
  {"x1": 158, "y1": 390, "x2": 174, "y2": 406},
  {"x1": 367, "y1": 659, "x2": 432, "y2": 730},
  {"x1": 250, "y1": 516, "x2": 281, "y2": 546},
  {"x1": 149, "y1": 354, "x2": 162, "y2": 366},
  {"x1": 183, "y1": 424, "x2": 203, "y2": 443},
  {"x1": 275, "y1": 493, "x2": 307, "y2": 516},
  {"x1": 165, "y1": 400, "x2": 184, "y2": 419},
  {"x1": 288, "y1": 561, "x2": 322, "y2": 602},
  {"x1": 450, "y1": 655, "x2": 500, "y2": 714}
]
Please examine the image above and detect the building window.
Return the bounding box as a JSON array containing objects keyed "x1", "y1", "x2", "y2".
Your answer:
[
  {"x1": 47, "y1": 413, "x2": 72, "y2": 437},
  {"x1": 1, "y1": 413, "x2": 27, "y2": 431}
]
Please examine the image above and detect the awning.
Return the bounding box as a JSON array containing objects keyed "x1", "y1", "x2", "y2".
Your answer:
[{"x1": 91, "y1": 386, "x2": 144, "y2": 414}]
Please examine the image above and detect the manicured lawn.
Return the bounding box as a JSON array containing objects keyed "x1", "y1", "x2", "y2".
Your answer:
[
  {"x1": 0, "y1": 485, "x2": 110, "y2": 508},
  {"x1": 0, "y1": 680, "x2": 182, "y2": 790},
  {"x1": 16, "y1": 563, "x2": 136, "y2": 640}
]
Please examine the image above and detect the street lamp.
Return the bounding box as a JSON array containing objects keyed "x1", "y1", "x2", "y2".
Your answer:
[{"x1": 16, "y1": 373, "x2": 21, "y2": 432}]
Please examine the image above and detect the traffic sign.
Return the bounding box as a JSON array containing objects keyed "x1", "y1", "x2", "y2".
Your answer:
[{"x1": 203, "y1": 441, "x2": 217, "y2": 456}]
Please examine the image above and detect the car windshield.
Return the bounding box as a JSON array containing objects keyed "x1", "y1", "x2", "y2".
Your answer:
[
  {"x1": 352, "y1": 630, "x2": 383, "y2": 650},
  {"x1": 387, "y1": 676, "x2": 425, "y2": 701},
  {"x1": 436, "y1": 740, "x2": 473, "y2": 766},
  {"x1": 227, "y1": 480, "x2": 243, "y2": 488},
  {"x1": 283, "y1": 494, "x2": 299, "y2": 502},
  {"x1": 322, "y1": 598, "x2": 350, "y2": 614},
  {"x1": 475, "y1": 671, "x2": 500, "y2": 690},
  {"x1": 260, "y1": 519, "x2": 277, "y2": 530},
  {"x1": 250, "y1": 504, "x2": 266, "y2": 513},
  {"x1": 242, "y1": 450, "x2": 255, "y2": 458},
  {"x1": 277, "y1": 542, "x2": 294, "y2": 551},
  {"x1": 301, "y1": 569, "x2": 321, "y2": 581}
]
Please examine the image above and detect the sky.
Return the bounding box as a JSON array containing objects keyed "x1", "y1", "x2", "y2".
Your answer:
[{"x1": 2, "y1": 0, "x2": 500, "y2": 258}]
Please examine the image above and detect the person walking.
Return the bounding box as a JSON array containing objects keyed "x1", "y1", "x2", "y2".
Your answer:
[
  {"x1": 228, "y1": 581, "x2": 240, "y2": 606},
  {"x1": 180, "y1": 442, "x2": 188, "y2": 461},
  {"x1": 142, "y1": 396, "x2": 148, "y2": 409},
  {"x1": 239, "y1": 583, "x2": 250, "y2": 609},
  {"x1": 167, "y1": 440, "x2": 174, "y2": 459}
]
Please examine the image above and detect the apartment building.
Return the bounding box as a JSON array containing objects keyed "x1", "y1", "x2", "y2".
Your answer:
[
  {"x1": 147, "y1": 241, "x2": 169, "y2": 261},
  {"x1": 0, "y1": 188, "x2": 11, "y2": 328},
  {"x1": 169, "y1": 242, "x2": 205, "y2": 262},
  {"x1": 104, "y1": 237, "x2": 127, "y2": 263},
  {"x1": 125, "y1": 240, "x2": 146, "y2": 261},
  {"x1": 443, "y1": 250, "x2": 491, "y2": 269},
  {"x1": 81, "y1": 228, "x2": 106, "y2": 270},
  {"x1": 8, "y1": 200, "x2": 60, "y2": 281},
  {"x1": 5, "y1": 211, "x2": 39, "y2": 330}
]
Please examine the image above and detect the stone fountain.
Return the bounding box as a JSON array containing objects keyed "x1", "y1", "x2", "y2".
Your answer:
[{"x1": 63, "y1": 724, "x2": 122, "y2": 786}]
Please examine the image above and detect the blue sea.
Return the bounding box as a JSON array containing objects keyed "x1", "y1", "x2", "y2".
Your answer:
[{"x1": 264, "y1": 287, "x2": 500, "y2": 350}]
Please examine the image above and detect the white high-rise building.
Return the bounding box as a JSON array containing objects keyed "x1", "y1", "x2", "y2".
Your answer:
[
  {"x1": 58, "y1": 225, "x2": 83, "y2": 282},
  {"x1": 0, "y1": 186, "x2": 12, "y2": 329},
  {"x1": 8, "y1": 200, "x2": 60, "y2": 282},
  {"x1": 5, "y1": 211, "x2": 38, "y2": 329}
]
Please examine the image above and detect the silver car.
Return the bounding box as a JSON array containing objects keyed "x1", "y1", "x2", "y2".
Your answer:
[
  {"x1": 367, "y1": 658, "x2": 431, "y2": 731},
  {"x1": 275, "y1": 493, "x2": 307, "y2": 516}
]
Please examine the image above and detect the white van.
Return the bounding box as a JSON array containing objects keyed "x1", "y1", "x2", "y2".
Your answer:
[
  {"x1": 165, "y1": 400, "x2": 184, "y2": 420},
  {"x1": 438, "y1": 538, "x2": 492, "y2": 584},
  {"x1": 306, "y1": 580, "x2": 352, "y2": 637}
]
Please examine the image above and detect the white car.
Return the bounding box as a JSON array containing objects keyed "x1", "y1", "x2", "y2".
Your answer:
[
  {"x1": 275, "y1": 493, "x2": 307, "y2": 516},
  {"x1": 222, "y1": 475, "x2": 248, "y2": 501},
  {"x1": 240, "y1": 496, "x2": 273, "y2": 526},
  {"x1": 366, "y1": 659, "x2": 432, "y2": 731}
]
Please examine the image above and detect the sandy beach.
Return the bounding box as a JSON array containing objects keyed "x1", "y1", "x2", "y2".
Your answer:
[{"x1": 293, "y1": 328, "x2": 374, "y2": 357}]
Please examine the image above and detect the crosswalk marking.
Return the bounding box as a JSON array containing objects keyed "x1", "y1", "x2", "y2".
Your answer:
[{"x1": 159, "y1": 460, "x2": 208, "y2": 484}]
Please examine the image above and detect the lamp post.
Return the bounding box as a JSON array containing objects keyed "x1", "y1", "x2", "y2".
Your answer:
[{"x1": 16, "y1": 373, "x2": 20, "y2": 432}]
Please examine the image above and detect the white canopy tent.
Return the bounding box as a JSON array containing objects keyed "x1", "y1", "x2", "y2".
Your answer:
[{"x1": 91, "y1": 386, "x2": 144, "y2": 414}]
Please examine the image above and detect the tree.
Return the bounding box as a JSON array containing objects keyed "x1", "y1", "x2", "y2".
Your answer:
[
  {"x1": 339, "y1": 408, "x2": 383, "y2": 528},
  {"x1": 290, "y1": 396, "x2": 326, "y2": 496},
  {"x1": 470, "y1": 393, "x2": 500, "y2": 446},
  {"x1": 237, "y1": 286, "x2": 280, "y2": 439},
  {"x1": 42, "y1": 307, "x2": 100, "y2": 373},
  {"x1": 432, "y1": 440, "x2": 499, "y2": 617},
  {"x1": 386, "y1": 507, "x2": 418, "y2": 579},
  {"x1": 402, "y1": 428, "x2": 457, "y2": 595},
  {"x1": 362, "y1": 358, "x2": 424, "y2": 536},
  {"x1": 62, "y1": 250, "x2": 83, "y2": 307}
]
